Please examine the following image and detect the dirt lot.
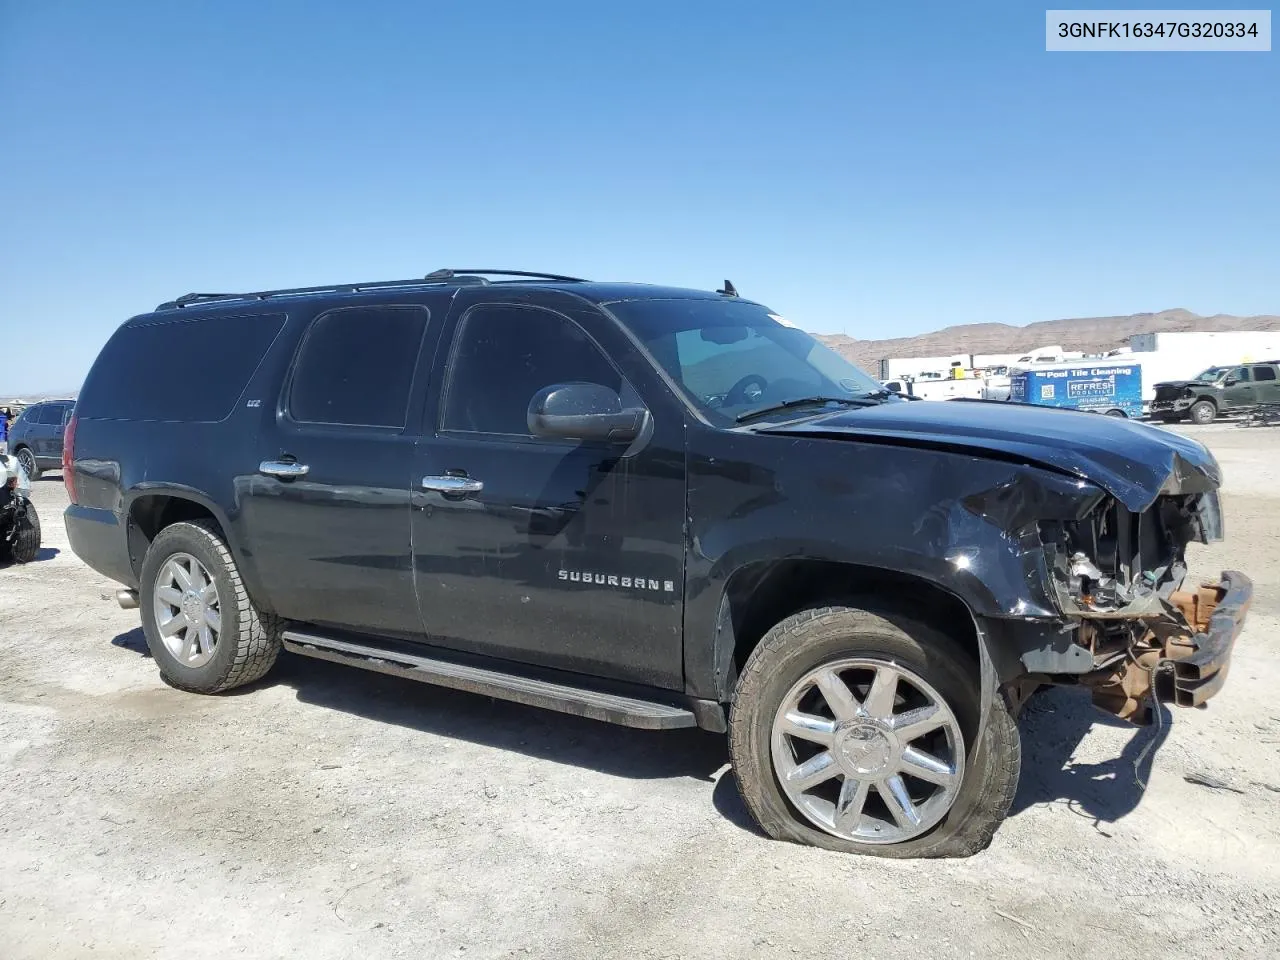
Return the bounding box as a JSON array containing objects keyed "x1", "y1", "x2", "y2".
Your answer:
[{"x1": 3, "y1": 423, "x2": 1280, "y2": 960}]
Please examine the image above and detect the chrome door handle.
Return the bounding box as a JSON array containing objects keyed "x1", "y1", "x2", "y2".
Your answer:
[
  {"x1": 422, "y1": 476, "x2": 483, "y2": 495},
  {"x1": 259, "y1": 460, "x2": 310, "y2": 479}
]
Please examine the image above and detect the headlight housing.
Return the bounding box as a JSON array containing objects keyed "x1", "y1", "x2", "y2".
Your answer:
[{"x1": 1038, "y1": 491, "x2": 1218, "y2": 618}]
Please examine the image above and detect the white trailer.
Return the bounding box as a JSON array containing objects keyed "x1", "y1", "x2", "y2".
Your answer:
[{"x1": 1129, "y1": 330, "x2": 1280, "y2": 362}]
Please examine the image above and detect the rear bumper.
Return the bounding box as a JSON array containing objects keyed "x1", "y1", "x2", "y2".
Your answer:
[
  {"x1": 64, "y1": 504, "x2": 137, "y2": 589},
  {"x1": 1168, "y1": 571, "x2": 1252, "y2": 708}
]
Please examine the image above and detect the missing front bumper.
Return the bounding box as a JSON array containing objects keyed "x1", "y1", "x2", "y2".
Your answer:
[
  {"x1": 1165, "y1": 571, "x2": 1252, "y2": 708},
  {"x1": 1079, "y1": 571, "x2": 1252, "y2": 723}
]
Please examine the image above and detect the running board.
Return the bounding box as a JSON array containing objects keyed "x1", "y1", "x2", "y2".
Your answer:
[{"x1": 282, "y1": 631, "x2": 699, "y2": 730}]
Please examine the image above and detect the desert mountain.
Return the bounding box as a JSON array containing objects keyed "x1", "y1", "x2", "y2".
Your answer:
[{"x1": 816, "y1": 309, "x2": 1280, "y2": 374}]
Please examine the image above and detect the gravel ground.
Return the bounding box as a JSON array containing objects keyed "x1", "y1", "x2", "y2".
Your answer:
[{"x1": 3, "y1": 423, "x2": 1280, "y2": 959}]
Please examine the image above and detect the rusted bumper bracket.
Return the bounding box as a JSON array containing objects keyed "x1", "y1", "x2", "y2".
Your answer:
[
  {"x1": 1167, "y1": 570, "x2": 1252, "y2": 708},
  {"x1": 1078, "y1": 570, "x2": 1251, "y2": 723}
]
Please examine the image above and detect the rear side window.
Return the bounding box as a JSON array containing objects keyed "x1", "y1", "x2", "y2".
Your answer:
[
  {"x1": 1253, "y1": 366, "x2": 1277, "y2": 382},
  {"x1": 78, "y1": 313, "x2": 286, "y2": 422},
  {"x1": 288, "y1": 305, "x2": 429, "y2": 428},
  {"x1": 32, "y1": 405, "x2": 56, "y2": 424}
]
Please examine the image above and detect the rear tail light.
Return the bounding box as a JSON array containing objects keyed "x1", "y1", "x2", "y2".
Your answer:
[{"x1": 63, "y1": 414, "x2": 78, "y2": 503}]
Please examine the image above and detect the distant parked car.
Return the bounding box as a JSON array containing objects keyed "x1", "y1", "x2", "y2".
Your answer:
[{"x1": 9, "y1": 399, "x2": 76, "y2": 480}]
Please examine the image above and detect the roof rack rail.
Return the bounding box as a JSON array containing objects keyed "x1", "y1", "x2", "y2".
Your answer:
[
  {"x1": 424, "y1": 268, "x2": 588, "y2": 283},
  {"x1": 156, "y1": 269, "x2": 585, "y2": 311}
]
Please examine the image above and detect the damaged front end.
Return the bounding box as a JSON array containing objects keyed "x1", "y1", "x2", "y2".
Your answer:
[{"x1": 1037, "y1": 490, "x2": 1251, "y2": 723}]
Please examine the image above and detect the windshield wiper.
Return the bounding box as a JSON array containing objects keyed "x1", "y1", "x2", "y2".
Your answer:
[{"x1": 735, "y1": 396, "x2": 869, "y2": 423}]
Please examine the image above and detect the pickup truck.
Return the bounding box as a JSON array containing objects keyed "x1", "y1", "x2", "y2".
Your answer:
[
  {"x1": 64, "y1": 269, "x2": 1251, "y2": 859},
  {"x1": 1151, "y1": 361, "x2": 1280, "y2": 423}
]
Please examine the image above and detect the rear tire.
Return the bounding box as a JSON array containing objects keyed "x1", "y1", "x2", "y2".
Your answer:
[
  {"x1": 1189, "y1": 400, "x2": 1217, "y2": 425},
  {"x1": 728, "y1": 605, "x2": 1020, "y2": 859},
  {"x1": 15, "y1": 447, "x2": 39, "y2": 481},
  {"x1": 139, "y1": 520, "x2": 281, "y2": 694}
]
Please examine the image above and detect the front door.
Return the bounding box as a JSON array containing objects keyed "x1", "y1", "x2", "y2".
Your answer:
[
  {"x1": 238, "y1": 302, "x2": 440, "y2": 639},
  {"x1": 411, "y1": 299, "x2": 687, "y2": 690},
  {"x1": 1222, "y1": 366, "x2": 1255, "y2": 410}
]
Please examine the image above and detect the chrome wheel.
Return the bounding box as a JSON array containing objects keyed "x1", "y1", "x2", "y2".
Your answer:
[
  {"x1": 152, "y1": 553, "x2": 222, "y2": 668},
  {"x1": 770, "y1": 658, "x2": 965, "y2": 845}
]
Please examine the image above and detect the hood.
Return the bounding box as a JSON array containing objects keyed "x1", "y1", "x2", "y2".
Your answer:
[
  {"x1": 756, "y1": 399, "x2": 1221, "y2": 512},
  {"x1": 1155, "y1": 379, "x2": 1214, "y2": 391}
]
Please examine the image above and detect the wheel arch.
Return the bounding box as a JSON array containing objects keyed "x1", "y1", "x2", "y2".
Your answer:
[
  {"x1": 123, "y1": 488, "x2": 267, "y2": 608},
  {"x1": 706, "y1": 557, "x2": 999, "y2": 752}
]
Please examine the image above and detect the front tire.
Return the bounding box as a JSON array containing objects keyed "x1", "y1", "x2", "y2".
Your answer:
[
  {"x1": 139, "y1": 520, "x2": 281, "y2": 693},
  {"x1": 728, "y1": 605, "x2": 1020, "y2": 859},
  {"x1": 1189, "y1": 400, "x2": 1217, "y2": 424}
]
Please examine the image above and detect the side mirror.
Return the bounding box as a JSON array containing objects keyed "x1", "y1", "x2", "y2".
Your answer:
[
  {"x1": 527, "y1": 382, "x2": 648, "y2": 443},
  {"x1": 885, "y1": 381, "x2": 902, "y2": 393},
  {"x1": 1224, "y1": 378, "x2": 1239, "y2": 386}
]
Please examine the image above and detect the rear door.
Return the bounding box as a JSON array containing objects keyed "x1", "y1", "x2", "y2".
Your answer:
[
  {"x1": 237, "y1": 299, "x2": 447, "y2": 638},
  {"x1": 47, "y1": 403, "x2": 73, "y2": 463},
  {"x1": 1250, "y1": 364, "x2": 1280, "y2": 403}
]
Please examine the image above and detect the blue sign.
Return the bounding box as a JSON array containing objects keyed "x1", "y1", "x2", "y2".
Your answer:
[{"x1": 1010, "y1": 363, "x2": 1143, "y2": 418}]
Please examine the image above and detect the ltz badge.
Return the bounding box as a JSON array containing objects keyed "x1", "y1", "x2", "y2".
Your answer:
[{"x1": 559, "y1": 569, "x2": 675, "y2": 593}]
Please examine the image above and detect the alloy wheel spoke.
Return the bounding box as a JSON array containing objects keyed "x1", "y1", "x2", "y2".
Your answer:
[
  {"x1": 780, "y1": 711, "x2": 836, "y2": 746},
  {"x1": 877, "y1": 775, "x2": 921, "y2": 830},
  {"x1": 785, "y1": 751, "x2": 840, "y2": 791},
  {"x1": 179, "y1": 627, "x2": 198, "y2": 661},
  {"x1": 187, "y1": 559, "x2": 206, "y2": 593},
  {"x1": 159, "y1": 613, "x2": 188, "y2": 638},
  {"x1": 862, "y1": 666, "x2": 899, "y2": 719},
  {"x1": 169, "y1": 560, "x2": 193, "y2": 591},
  {"x1": 899, "y1": 746, "x2": 956, "y2": 786},
  {"x1": 890, "y1": 704, "x2": 945, "y2": 742},
  {"x1": 204, "y1": 606, "x2": 222, "y2": 634},
  {"x1": 199, "y1": 624, "x2": 216, "y2": 655},
  {"x1": 834, "y1": 778, "x2": 871, "y2": 831},
  {"x1": 156, "y1": 586, "x2": 184, "y2": 609},
  {"x1": 814, "y1": 669, "x2": 860, "y2": 722}
]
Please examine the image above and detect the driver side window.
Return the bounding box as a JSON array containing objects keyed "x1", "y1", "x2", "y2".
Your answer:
[{"x1": 441, "y1": 305, "x2": 630, "y2": 437}]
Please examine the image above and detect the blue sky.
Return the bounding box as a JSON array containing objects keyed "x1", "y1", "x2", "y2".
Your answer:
[{"x1": 1, "y1": 1, "x2": 1276, "y2": 394}]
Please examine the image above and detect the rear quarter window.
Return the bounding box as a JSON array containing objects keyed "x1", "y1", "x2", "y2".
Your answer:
[{"x1": 77, "y1": 313, "x2": 287, "y2": 422}]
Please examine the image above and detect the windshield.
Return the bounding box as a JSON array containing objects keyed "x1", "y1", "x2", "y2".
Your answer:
[
  {"x1": 604, "y1": 297, "x2": 886, "y2": 423},
  {"x1": 1192, "y1": 366, "x2": 1230, "y2": 382}
]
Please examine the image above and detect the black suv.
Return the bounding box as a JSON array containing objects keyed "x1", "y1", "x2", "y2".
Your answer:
[
  {"x1": 65, "y1": 269, "x2": 1251, "y2": 859},
  {"x1": 9, "y1": 399, "x2": 76, "y2": 480},
  {"x1": 1151, "y1": 361, "x2": 1280, "y2": 424}
]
